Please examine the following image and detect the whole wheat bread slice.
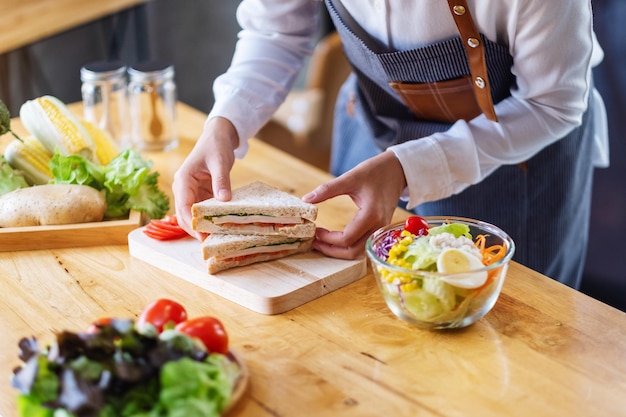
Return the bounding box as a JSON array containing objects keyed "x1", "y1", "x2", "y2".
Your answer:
[
  {"x1": 202, "y1": 233, "x2": 314, "y2": 274},
  {"x1": 191, "y1": 181, "x2": 318, "y2": 238}
]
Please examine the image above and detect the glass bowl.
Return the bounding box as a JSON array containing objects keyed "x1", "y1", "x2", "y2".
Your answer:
[{"x1": 365, "y1": 216, "x2": 515, "y2": 329}]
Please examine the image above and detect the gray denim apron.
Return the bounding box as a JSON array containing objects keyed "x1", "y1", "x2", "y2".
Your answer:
[{"x1": 325, "y1": 0, "x2": 596, "y2": 288}]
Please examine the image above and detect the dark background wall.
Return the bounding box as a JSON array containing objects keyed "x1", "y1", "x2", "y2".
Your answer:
[
  {"x1": 0, "y1": 0, "x2": 624, "y2": 311},
  {"x1": 580, "y1": 0, "x2": 626, "y2": 312}
]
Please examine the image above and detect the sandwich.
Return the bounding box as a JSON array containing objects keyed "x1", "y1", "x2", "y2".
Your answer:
[
  {"x1": 191, "y1": 181, "x2": 318, "y2": 238},
  {"x1": 202, "y1": 233, "x2": 314, "y2": 274}
]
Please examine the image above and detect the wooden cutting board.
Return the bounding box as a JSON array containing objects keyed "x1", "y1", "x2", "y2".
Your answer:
[{"x1": 128, "y1": 227, "x2": 367, "y2": 315}]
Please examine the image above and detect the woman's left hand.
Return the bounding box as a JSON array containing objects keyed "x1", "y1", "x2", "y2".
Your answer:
[{"x1": 302, "y1": 150, "x2": 407, "y2": 259}]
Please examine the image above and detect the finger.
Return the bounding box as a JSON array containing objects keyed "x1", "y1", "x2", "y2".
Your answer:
[
  {"x1": 312, "y1": 231, "x2": 371, "y2": 260},
  {"x1": 315, "y1": 204, "x2": 386, "y2": 248},
  {"x1": 206, "y1": 143, "x2": 235, "y2": 203},
  {"x1": 173, "y1": 180, "x2": 203, "y2": 239},
  {"x1": 302, "y1": 176, "x2": 352, "y2": 204},
  {"x1": 211, "y1": 173, "x2": 232, "y2": 202},
  {"x1": 173, "y1": 168, "x2": 213, "y2": 239}
]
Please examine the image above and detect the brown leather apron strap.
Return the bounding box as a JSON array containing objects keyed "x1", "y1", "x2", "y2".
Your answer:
[
  {"x1": 329, "y1": 0, "x2": 498, "y2": 123},
  {"x1": 446, "y1": 0, "x2": 498, "y2": 122}
]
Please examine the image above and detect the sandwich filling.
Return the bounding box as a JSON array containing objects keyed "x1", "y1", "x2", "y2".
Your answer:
[
  {"x1": 214, "y1": 241, "x2": 304, "y2": 261},
  {"x1": 207, "y1": 214, "x2": 303, "y2": 225}
]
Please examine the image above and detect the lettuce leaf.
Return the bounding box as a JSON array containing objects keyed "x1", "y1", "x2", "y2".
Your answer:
[
  {"x1": 16, "y1": 394, "x2": 54, "y2": 417},
  {"x1": 0, "y1": 155, "x2": 29, "y2": 195},
  {"x1": 428, "y1": 222, "x2": 472, "y2": 239},
  {"x1": 158, "y1": 355, "x2": 236, "y2": 417},
  {"x1": 400, "y1": 289, "x2": 445, "y2": 321},
  {"x1": 50, "y1": 149, "x2": 169, "y2": 219},
  {"x1": 50, "y1": 153, "x2": 104, "y2": 190},
  {"x1": 403, "y1": 235, "x2": 440, "y2": 271}
]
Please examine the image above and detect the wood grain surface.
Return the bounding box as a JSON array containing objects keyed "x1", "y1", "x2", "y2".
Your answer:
[
  {"x1": 1, "y1": 103, "x2": 625, "y2": 417},
  {"x1": 128, "y1": 227, "x2": 367, "y2": 314},
  {"x1": 0, "y1": 210, "x2": 144, "y2": 251}
]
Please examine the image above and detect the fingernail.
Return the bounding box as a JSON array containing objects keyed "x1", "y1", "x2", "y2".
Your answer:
[{"x1": 217, "y1": 189, "x2": 229, "y2": 200}]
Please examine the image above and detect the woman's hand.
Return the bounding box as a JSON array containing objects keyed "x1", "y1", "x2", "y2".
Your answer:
[
  {"x1": 302, "y1": 150, "x2": 407, "y2": 259},
  {"x1": 172, "y1": 117, "x2": 239, "y2": 239}
]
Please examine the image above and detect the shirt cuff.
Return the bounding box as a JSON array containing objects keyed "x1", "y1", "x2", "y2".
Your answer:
[{"x1": 388, "y1": 136, "x2": 453, "y2": 209}]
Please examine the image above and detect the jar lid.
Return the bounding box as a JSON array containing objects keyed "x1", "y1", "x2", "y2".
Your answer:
[
  {"x1": 128, "y1": 61, "x2": 175, "y2": 82},
  {"x1": 80, "y1": 61, "x2": 127, "y2": 82}
]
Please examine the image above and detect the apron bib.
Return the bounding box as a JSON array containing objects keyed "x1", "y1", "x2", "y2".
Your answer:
[{"x1": 325, "y1": 0, "x2": 596, "y2": 288}]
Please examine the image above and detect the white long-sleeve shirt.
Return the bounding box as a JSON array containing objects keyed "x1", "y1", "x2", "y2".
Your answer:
[{"x1": 208, "y1": 0, "x2": 608, "y2": 209}]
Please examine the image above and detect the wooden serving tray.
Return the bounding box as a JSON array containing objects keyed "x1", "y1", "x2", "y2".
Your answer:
[
  {"x1": 0, "y1": 210, "x2": 144, "y2": 251},
  {"x1": 128, "y1": 227, "x2": 367, "y2": 315}
]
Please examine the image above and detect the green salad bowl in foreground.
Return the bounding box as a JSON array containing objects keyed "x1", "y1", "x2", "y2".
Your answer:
[{"x1": 365, "y1": 216, "x2": 515, "y2": 330}]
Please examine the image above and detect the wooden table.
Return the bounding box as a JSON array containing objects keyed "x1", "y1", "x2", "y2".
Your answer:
[
  {"x1": 0, "y1": 0, "x2": 149, "y2": 54},
  {"x1": 1, "y1": 103, "x2": 626, "y2": 417}
]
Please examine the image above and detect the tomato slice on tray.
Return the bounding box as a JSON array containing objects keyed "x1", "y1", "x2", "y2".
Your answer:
[{"x1": 143, "y1": 214, "x2": 189, "y2": 240}]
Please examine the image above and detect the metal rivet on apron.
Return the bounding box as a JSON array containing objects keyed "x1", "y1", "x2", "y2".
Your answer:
[
  {"x1": 467, "y1": 37, "x2": 480, "y2": 48},
  {"x1": 453, "y1": 5, "x2": 466, "y2": 15},
  {"x1": 475, "y1": 76, "x2": 486, "y2": 89}
]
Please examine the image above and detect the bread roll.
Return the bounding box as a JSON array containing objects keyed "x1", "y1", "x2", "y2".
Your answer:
[{"x1": 0, "y1": 184, "x2": 107, "y2": 227}]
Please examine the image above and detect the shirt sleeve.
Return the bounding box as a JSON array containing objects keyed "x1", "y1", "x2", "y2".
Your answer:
[
  {"x1": 389, "y1": 0, "x2": 599, "y2": 209},
  {"x1": 207, "y1": 0, "x2": 321, "y2": 158}
]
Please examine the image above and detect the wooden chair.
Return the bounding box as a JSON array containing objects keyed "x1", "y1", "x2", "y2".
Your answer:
[{"x1": 256, "y1": 31, "x2": 351, "y2": 170}]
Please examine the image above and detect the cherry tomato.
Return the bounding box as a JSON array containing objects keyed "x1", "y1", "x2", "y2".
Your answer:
[
  {"x1": 86, "y1": 317, "x2": 113, "y2": 334},
  {"x1": 175, "y1": 316, "x2": 229, "y2": 354},
  {"x1": 404, "y1": 215, "x2": 429, "y2": 236},
  {"x1": 137, "y1": 299, "x2": 188, "y2": 333},
  {"x1": 143, "y1": 215, "x2": 189, "y2": 241}
]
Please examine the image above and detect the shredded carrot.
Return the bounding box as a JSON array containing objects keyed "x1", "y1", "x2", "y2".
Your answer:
[
  {"x1": 475, "y1": 234, "x2": 487, "y2": 252},
  {"x1": 474, "y1": 234, "x2": 506, "y2": 265},
  {"x1": 470, "y1": 234, "x2": 508, "y2": 297},
  {"x1": 483, "y1": 244, "x2": 506, "y2": 265}
]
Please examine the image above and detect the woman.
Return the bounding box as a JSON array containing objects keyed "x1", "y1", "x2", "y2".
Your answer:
[{"x1": 173, "y1": 0, "x2": 608, "y2": 289}]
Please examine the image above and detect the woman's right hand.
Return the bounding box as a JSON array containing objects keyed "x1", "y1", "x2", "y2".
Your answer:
[
  {"x1": 302, "y1": 150, "x2": 407, "y2": 260},
  {"x1": 172, "y1": 116, "x2": 239, "y2": 239}
]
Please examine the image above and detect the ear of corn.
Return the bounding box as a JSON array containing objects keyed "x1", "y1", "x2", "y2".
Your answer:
[
  {"x1": 81, "y1": 121, "x2": 119, "y2": 165},
  {"x1": 19, "y1": 95, "x2": 95, "y2": 161},
  {"x1": 4, "y1": 136, "x2": 53, "y2": 185}
]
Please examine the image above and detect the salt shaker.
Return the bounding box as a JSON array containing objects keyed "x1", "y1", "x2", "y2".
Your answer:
[
  {"x1": 80, "y1": 61, "x2": 130, "y2": 147},
  {"x1": 127, "y1": 61, "x2": 178, "y2": 151}
]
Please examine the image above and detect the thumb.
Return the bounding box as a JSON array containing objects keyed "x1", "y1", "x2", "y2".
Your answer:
[
  {"x1": 302, "y1": 178, "x2": 346, "y2": 204},
  {"x1": 212, "y1": 174, "x2": 232, "y2": 202}
]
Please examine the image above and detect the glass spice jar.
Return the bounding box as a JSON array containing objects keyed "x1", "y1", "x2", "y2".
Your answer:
[
  {"x1": 80, "y1": 60, "x2": 130, "y2": 147},
  {"x1": 127, "y1": 61, "x2": 178, "y2": 151}
]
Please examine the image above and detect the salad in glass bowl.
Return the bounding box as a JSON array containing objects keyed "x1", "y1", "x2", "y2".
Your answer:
[{"x1": 365, "y1": 216, "x2": 515, "y2": 329}]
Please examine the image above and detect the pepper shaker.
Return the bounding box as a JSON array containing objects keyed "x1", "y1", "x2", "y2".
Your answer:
[
  {"x1": 80, "y1": 60, "x2": 130, "y2": 147},
  {"x1": 127, "y1": 61, "x2": 178, "y2": 151}
]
